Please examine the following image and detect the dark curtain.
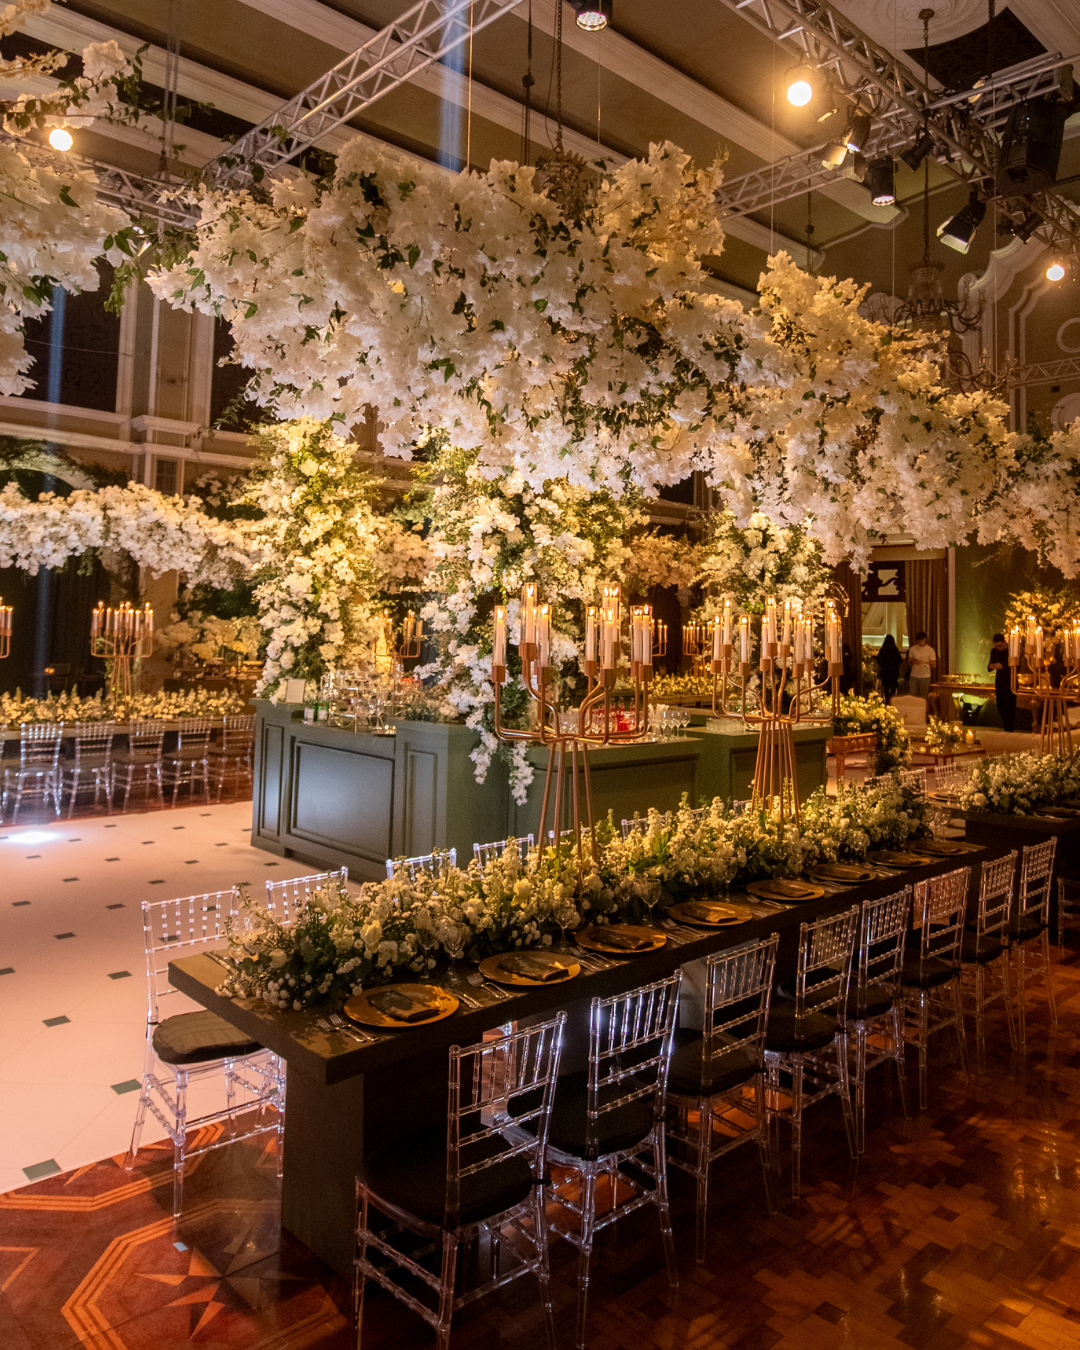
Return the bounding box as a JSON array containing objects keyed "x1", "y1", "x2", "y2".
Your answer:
[
  {"x1": 0, "y1": 557, "x2": 109, "y2": 698},
  {"x1": 905, "y1": 558, "x2": 949, "y2": 673},
  {"x1": 832, "y1": 562, "x2": 864, "y2": 695}
]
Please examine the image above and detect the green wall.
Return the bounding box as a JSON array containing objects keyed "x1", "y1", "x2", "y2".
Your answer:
[{"x1": 954, "y1": 544, "x2": 1074, "y2": 675}]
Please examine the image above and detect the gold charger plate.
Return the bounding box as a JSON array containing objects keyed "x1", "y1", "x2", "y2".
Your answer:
[
  {"x1": 807, "y1": 863, "x2": 878, "y2": 885},
  {"x1": 746, "y1": 879, "x2": 825, "y2": 903},
  {"x1": 478, "y1": 951, "x2": 580, "y2": 986},
  {"x1": 928, "y1": 790, "x2": 959, "y2": 804},
  {"x1": 910, "y1": 838, "x2": 967, "y2": 856},
  {"x1": 1036, "y1": 806, "x2": 1080, "y2": 819},
  {"x1": 576, "y1": 923, "x2": 667, "y2": 955},
  {"x1": 344, "y1": 982, "x2": 458, "y2": 1029},
  {"x1": 668, "y1": 900, "x2": 747, "y2": 926},
  {"x1": 867, "y1": 849, "x2": 933, "y2": 868}
]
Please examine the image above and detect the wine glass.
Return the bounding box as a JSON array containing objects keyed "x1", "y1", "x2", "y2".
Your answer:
[
  {"x1": 552, "y1": 893, "x2": 580, "y2": 953},
  {"x1": 413, "y1": 903, "x2": 440, "y2": 971},
  {"x1": 441, "y1": 918, "x2": 467, "y2": 986}
]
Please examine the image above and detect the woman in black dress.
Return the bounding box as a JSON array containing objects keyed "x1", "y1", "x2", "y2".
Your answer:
[{"x1": 876, "y1": 634, "x2": 902, "y2": 703}]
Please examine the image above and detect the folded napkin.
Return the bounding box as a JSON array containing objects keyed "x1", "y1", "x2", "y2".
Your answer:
[
  {"x1": 681, "y1": 902, "x2": 727, "y2": 921},
  {"x1": 762, "y1": 880, "x2": 814, "y2": 897},
  {"x1": 368, "y1": 989, "x2": 441, "y2": 1023},
  {"x1": 597, "y1": 928, "x2": 652, "y2": 951},
  {"x1": 498, "y1": 952, "x2": 567, "y2": 981}
]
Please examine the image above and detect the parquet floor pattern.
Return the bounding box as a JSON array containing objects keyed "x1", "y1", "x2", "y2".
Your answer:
[{"x1": 4, "y1": 951, "x2": 1080, "y2": 1349}]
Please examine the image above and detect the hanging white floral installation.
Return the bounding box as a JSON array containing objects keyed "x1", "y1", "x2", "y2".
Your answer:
[{"x1": 1, "y1": 23, "x2": 1078, "y2": 576}]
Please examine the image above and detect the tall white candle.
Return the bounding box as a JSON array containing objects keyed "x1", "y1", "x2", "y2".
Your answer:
[
  {"x1": 781, "y1": 600, "x2": 792, "y2": 650},
  {"x1": 493, "y1": 604, "x2": 507, "y2": 668},
  {"x1": 712, "y1": 616, "x2": 722, "y2": 661},
  {"x1": 739, "y1": 615, "x2": 750, "y2": 664},
  {"x1": 1035, "y1": 627, "x2": 1043, "y2": 660},
  {"x1": 585, "y1": 606, "x2": 597, "y2": 664},
  {"x1": 643, "y1": 608, "x2": 653, "y2": 667},
  {"x1": 722, "y1": 598, "x2": 732, "y2": 648},
  {"x1": 538, "y1": 605, "x2": 550, "y2": 667}
]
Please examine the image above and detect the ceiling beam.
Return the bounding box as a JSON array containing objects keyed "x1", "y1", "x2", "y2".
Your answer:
[{"x1": 18, "y1": 2, "x2": 821, "y2": 267}]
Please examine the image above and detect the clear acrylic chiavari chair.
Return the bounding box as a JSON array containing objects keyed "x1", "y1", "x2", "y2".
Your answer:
[
  {"x1": 124, "y1": 889, "x2": 284, "y2": 1216},
  {"x1": 57, "y1": 720, "x2": 115, "y2": 817},
  {"x1": 845, "y1": 888, "x2": 912, "y2": 1153},
  {"x1": 901, "y1": 866, "x2": 971, "y2": 1110},
  {"x1": 111, "y1": 719, "x2": 166, "y2": 811},
  {"x1": 897, "y1": 767, "x2": 928, "y2": 795},
  {"x1": 2, "y1": 720, "x2": 64, "y2": 820},
  {"x1": 162, "y1": 716, "x2": 214, "y2": 805},
  {"x1": 666, "y1": 934, "x2": 778, "y2": 1262},
  {"x1": 620, "y1": 812, "x2": 673, "y2": 840},
  {"x1": 385, "y1": 848, "x2": 457, "y2": 881},
  {"x1": 1010, "y1": 839, "x2": 1058, "y2": 1048},
  {"x1": 210, "y1": 713, "x2": 256, "y2": 800},
  {"x1": 472, "y1": 835, "x2": 534, "y2": 872},
  {"x1": 519, "y1": 972, "x2": 682, "y2": 1350},
  {"x1": 935, "y1": 761, "x2": 973, "y2": 796},
  {"x1": 764, "y1": 907, "x2": 859, "y2": 1199},
  {"x1": 354, "y1": 1013, "x2": 566, "y2": 1350},
  {"x1": 265, "y1": 867, "x2": 349, "y2": 924},
  {"x1": 960, "y1": 851, "x2": 1018, "y2": 1068}
]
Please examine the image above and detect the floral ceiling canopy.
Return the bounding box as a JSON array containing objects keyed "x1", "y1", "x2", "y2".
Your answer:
[{"x1": 2, "y1": 33, "x2": 1079, "y2": 574}]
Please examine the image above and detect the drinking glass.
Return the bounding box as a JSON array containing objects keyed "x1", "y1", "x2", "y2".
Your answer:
[
  {"x1": 441, "y1": 919, "x2": 467, "y2": 985},
  {"x1": 552, "y1": 894, "x2": 580, "y2": 952}
]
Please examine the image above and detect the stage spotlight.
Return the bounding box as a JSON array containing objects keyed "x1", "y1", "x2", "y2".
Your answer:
[
  {"x1": 785, "y1": 65, "x2": 815, "y2": 107},
  {"x1": 937, "y1": 191, "x2": 986, "y2": 254},
  {"x1": 569, "y1": 0, "x2": 611, "y2": 30},
  {"x1": 48, "y1": 126, "x2": 73, "y2": 151},
  {"x1": 998, "y1": 97, "x2": 1067, "y2": 194},
  {"x1": 1010, "y1": 211, "x2": 1041, "y2": 243},
  {"x1": 821, "y1": 139, "x2": 849, "y2": 169},
  {"x1": 845, "y1": 110, "x2": 872, "y2": 154},
  {"x1": 1047, "y1": 261, "x2": 1066, "y2": 281},
  {"x1": 900, "y1": 127, "x2": 934, "y2": 171},
  {"x1": 866, "y1": 156, "x2": 896, "y2": 206}
]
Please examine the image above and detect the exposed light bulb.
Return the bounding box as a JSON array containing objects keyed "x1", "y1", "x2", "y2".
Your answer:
[
  {"x1": 48, "y1": 127, "x2": 73, "y2": 152},
  {"x1": 787, "y1": 77, "x2": 813, "y2": 107},
  {"x1": 1046, "y1": 262, "x2": 1066, "y2": 281}
]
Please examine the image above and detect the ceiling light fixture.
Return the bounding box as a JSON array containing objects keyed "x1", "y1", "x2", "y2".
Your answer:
[
  {"x1": 1009, "y1": 210, "x2": 1042, "y2": 243},
  {"x1": 845, "y1": 110, "x2": 872, "y2": 155},
  {"x1": 785, "y1": 65, "x2": 816, "y2": 107},
  {"x1": 821, "y1": 138, "x2": 849, "y2": 169},
  {"x1": 937, "y1": 190, "x2": 986, "y2": 254},
  {"x1": 866, "y1": 156, "x2": 896, "y2": 206},
  {"x1": 900, "y1": 127, "x2": 935, "y2": 171},
  {"x1": 1046, "y1": 261, "x2": 1066, "y2": 281},
  {"x1": 48, "y1": 126, "x2": 73, "y2": 151},
  {"x1": 569, "y1": 0, "x2": 611, "y2": 31}
]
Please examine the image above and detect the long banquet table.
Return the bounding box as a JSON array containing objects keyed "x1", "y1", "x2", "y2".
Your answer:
[{"x1": 170, "y1": 841, "x2": 994, "y2": 1278}]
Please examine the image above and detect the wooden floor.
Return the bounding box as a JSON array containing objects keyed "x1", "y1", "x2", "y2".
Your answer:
[{"x1": 3, "y1": 946, "x2": 1080, "y2": 1349}]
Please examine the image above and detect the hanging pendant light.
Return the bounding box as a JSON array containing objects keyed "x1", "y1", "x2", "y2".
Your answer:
[{"x1": 569, "y1": 0, "x2": 611, "y2": 31}]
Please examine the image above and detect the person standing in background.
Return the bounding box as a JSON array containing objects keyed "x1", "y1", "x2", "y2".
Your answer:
[
  {"x1": 875, "y1": 634, "x2": 903, "y2": 703},
  {"x1": 907, "y1": 631, "x2": 936, "y2": 699},
  {"x1": 988, "y1": 632, "x2": 1016, "y2": 732}
]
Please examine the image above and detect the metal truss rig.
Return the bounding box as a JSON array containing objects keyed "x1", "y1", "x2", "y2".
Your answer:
[
  {"x1": 203, "y1": 0, "x2": 523, "y2": 189},
  {"x1": 713, "y1": 0, "x2": 1080, "y2": 252},
  {"x1": 1007, "y1": 353, "x2": 1080, "y2": 390}
]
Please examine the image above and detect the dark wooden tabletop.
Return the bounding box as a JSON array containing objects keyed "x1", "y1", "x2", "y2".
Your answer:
[{"x1": 169, "y1": 841, "x2": 995, "y2": 1088}]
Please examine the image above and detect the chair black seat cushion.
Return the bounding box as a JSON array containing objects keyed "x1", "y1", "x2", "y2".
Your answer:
[
  {"x1": 845, "y1": 982, "x2": 896, "y2": 1020},
  {"x1": 361, "y1": 1129, "x2": 535, "y2": 1229},
  {"x1": 152, "y1": 1010, "x2": 264, "y2": 1065},
  {"x1": 1010, "y1": 920, "x2": 1046, "y2": 944},
  {"x1": 960, "y1": 933, "x2": 1004, "y2": 965},
  {"x1": 511, "y1": 1069, "x2": 654, "y2": 1161},
  {"x1": 900, "y1": 956, "x2": 957, "y2": 989},
  {"x1": 764, "y1": 1007, "x2": 838, "y2": 1054},
  {"x1": 666, "y1": 1027, "x2": 759, "y2": 1098},
  {"x1": 775, "y1": 968, "x2": 835, "y2": 1002}
]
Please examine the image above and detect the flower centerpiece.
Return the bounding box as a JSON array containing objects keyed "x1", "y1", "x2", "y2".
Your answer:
[
  {"x1": 923, "y1": 715, "x2": 967, "y2": 754},
  {"x1": 959, "y1": 751, "x2": 1080, "y2": 816},
  {"x1": 833, "y1": 692, "x2": 912, "y2": 775},
  {"x1": 213, "y1": 778, "x2": 932, "y2": 1012}
]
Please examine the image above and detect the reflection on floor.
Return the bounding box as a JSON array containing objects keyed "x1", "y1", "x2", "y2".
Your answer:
[
  {"x1": 0, "y1": 800, "x2": 320, "y2": 1195},
  {"x1": 2, "y1": 945, "x2": 1079, "y2": 1348}
]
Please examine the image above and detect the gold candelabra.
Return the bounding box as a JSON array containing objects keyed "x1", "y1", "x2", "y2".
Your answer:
[
  {"x1": 90, "y1": 602, "x2": 153, "y2": 698},
  {"x1": 378, "y1": 609, "x2": 423, "y2": 674},
  {"x1": 491, "y1": 584, "x2": 661, "y2": 862},
  {"x1": 1008, "y1": 618, "x2": 1080, "y2": 755},
  {"x1": 704, "y1": 596, "x2": 843, "y2": 823},
  {"x1": 0, "y1": 597, "x2": 11, "y2": 660}
]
